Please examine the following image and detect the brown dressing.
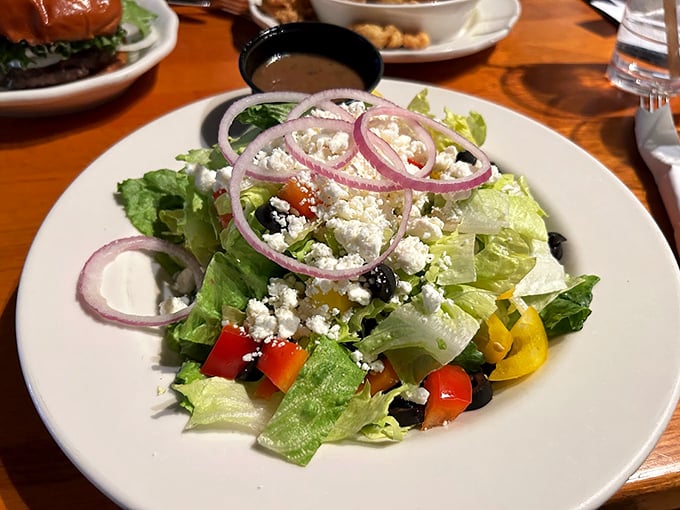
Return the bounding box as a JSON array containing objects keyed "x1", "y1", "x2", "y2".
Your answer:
[{"x1": 251, "y1": 52, "x2": 365, "y2": 93}]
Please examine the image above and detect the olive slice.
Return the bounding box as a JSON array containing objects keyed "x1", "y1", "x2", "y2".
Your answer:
[
  {"x1": 389, "y1": 396, "x2": 425, "y2": 427},
  {"x1": 360, "y1": 263, "x2": 397, "y2": 302}
]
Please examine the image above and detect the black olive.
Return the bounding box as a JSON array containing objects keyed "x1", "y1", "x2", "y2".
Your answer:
[
  {"x1": 360, "y1": 263, "x2": 397, "y2": 302},
  {"x1": 255, "y1": 202, "x2": 284, "y2": 233},
  {"x1": 481, "y1": 362, "x2": 495, "y2": 376},
  {"x1": 456, "y1": 150, "x2": 477, "y2": 165},
  {"x1": 389, "y1": 396, "x2": 425, "y2": 427},
  {"x1": 235, "y1": 359, "x2": 264, "y2": 382},
  {"x1": 548, "y1": 231, "x2": 567, "y2": 260},
  {"x1": 466, "y1": 371, "x2": 493, "y2": 411}
]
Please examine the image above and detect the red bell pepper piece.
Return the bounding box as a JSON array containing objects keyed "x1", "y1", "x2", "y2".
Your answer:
[
  {"x1": 361, "y1": 357, "x2": 400, "y2": 395},
  {"x1": 257, "y1": 338, "x2": 309, "y2": 392},
  {"x1": 422, "y1": 364, "x2": 472, "y2": 430},
  {"x1": 200, "y1": 324, "x2": 258, "y2": 379}
]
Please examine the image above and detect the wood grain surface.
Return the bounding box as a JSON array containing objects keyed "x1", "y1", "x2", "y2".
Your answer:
[{"x1": 1, "y1": 1, "x2": 679, "y2": 508}]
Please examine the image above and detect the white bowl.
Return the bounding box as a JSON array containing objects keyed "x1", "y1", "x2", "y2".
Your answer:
[{"x1": 308, "y1": 0, "x2": 479, "y2": 45}]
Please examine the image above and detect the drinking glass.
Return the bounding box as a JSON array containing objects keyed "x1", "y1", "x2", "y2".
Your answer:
[{"x1": 607, "y1": 0, "x2": 680, "y2": 96}]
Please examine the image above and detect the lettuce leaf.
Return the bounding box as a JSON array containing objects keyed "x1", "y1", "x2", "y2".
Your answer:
[
  {"x1": 539, "y1": 274, "x2": 600, "y2": 337},
  {"x1": 356, "y1": 298, "x2": 479, "y2": 384},
  {"x1": 407, "y1": 88, "x2": 486, "y2": 148},
  {"x1": 257, "y1": 337, "x2": 365, "y2": 466},
  {"x1": 173, "y1": 377, "x2": 282, "y2": 433}
]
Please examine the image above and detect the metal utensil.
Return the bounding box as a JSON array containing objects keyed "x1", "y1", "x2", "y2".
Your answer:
[{"x1": 166, "y1": 0, "x2": 248, "y2": 15}]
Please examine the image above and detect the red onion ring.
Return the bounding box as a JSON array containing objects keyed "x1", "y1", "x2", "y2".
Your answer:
[
  {"x1": 354, "y1": 105, "x2": 492, "y2": 192},
  {"x1": 281, "y1": 117, "x2": 402, "y2": 192},
  {"x1": 217, "y1": 91, "x2": 308, "y2": 182},
  {"x1": 229, "y1": 119, "x2": 413, "y2": 279},
  {"x1": 77, "y1": 236, "x2": 204, "y2": 327}
]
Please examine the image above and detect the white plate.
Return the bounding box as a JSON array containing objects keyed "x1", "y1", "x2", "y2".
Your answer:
[
  {"x1": 0, "y1": 0, "x2": 178, "y2": 117},
  {"x1": 16, "y1": 79, "x2": 680, "y2": 510},
  {"x1": 248, "y1": 0, "x2": 520, "y2": 63}
]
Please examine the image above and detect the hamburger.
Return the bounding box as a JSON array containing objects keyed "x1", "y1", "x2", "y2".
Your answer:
[{"x1": 0, "y1": 0, "x2": 145, "y2": 90}]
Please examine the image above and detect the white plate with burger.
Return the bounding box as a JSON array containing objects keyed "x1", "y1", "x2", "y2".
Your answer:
[{"x1": 0, "y1": 0, "x2": 178, "y2": 117}]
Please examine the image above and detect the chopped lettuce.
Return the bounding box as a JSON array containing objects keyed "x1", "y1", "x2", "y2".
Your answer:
[
  {"x1": 257, "y1": 337, "x2": 365, "y2": 466},
  {"x1": 539, "y1": 274, "x2": 600, "y2": 337},
  {"x1": 407, "y1": 88, "x2": 486, "y2": 148},
  {"x1": 173, "y1": 377, "x2": 282, "y2": 434},
  {"x1": 326, "y1": 384, "x2": 411, "y2": 443},
  {"x1": 356, "y1": 297, "x2": 480, "y2": 384}
]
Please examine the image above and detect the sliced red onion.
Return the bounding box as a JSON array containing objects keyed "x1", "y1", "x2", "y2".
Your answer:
[
  {"x1": 281, "y1": 117, "x2": 402, "y2": 192},
  {"x1": 285, "y1": 88, "x2": 398, "y2": 122},
  {"x1": 289, "y1": 90, "x2": 438, "y2": 179},
  {"x1": 77, "y1": 236, "x2": 204, "y2": 327},
  {"x1": 217, "y1": 91, "x2": 308, "y2": 179},
  {"x1": 354, "y1": 106, "x2": 492, "y2": 193},
  {"x1": 229, "y1": 122, "x2": 413, "y2": 279}
]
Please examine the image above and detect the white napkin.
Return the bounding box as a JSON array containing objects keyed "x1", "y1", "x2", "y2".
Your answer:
[
  {"x1": 590, "y1": 0, "x2": 624, "y2": 23},
  {"x1": 635, "y1": 104, "x2": 680, "y2": 256}
]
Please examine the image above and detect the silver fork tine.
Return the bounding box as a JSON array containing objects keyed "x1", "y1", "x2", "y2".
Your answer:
[{"x1": 641, "y1": 91, "x2": 670, "y2": 112}]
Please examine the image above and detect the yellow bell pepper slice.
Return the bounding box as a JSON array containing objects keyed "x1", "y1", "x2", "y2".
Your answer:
[
  {"x1": 311, "y1": 289, "x2": 353, "y2": 314},
  {"x1": 473, "y1": 313, "x2": 513, "y2": 364},
  {"x1": 488, "y1": 306, "x2": 548, "y2": 381}
]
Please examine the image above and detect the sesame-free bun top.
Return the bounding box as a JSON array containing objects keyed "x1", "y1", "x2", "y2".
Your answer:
[{"x1": 0, "y1": 0, "x2": 123, "y2": 45}]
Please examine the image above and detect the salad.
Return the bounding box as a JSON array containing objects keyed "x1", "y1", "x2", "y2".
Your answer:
[{"x1": 77, "y1": 88, "x2": 599, "y2": 466}]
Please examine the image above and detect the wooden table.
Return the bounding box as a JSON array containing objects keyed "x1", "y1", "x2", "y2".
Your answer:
[{"x1": 1, "y1": 1, "x2": 679, "y2": 508}]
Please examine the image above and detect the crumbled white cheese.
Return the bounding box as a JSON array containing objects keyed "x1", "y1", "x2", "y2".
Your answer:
[
  {"x1": 388, "y1": 236, "x2": 431, "y2": 275},
  {"x1": 403, "y1": 386, "x2": 430, "y2": 405},
  {"x1": 262, "y1": 232, "x2": 288, "y2": 252},
  {"x1": 408, "y1": 216, "x2": 444, "y2": 242},
  {"x1": 275, "y1": 308, "x2": 300, "y2": 339},
  {"x1": 245, "y1": 299, "x2": 277, "y2": 340},
  {"x1": 193, "y1": 165, "x2": 217, "y2": 194},
  {"x1": 158, "y1": 296, "x2": 189, "y2": 315},
  {"x1": 421, "y1": 284, "x2": 444, "y2": 314}
]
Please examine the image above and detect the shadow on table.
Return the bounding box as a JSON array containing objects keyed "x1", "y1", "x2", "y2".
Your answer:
[{"x1": 0, "y1": 289, "x2": 118, "y2": 509}]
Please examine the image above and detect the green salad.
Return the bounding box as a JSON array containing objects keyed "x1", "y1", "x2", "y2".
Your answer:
[{"x1": 80, "y1": 88, "x2": 599, "y2": 466}]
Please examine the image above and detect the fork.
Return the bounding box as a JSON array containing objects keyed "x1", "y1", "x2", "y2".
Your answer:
[
  {"x1": 640, "y1": 91, "x2": 671, "y2": 111},
  {"x1": 166, "y1": 0, "x2": 248, "y2": 15}
]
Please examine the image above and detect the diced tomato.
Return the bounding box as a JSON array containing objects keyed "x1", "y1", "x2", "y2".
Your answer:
[
  {"x1": 200, "y1": 324, "x2": 258, "y2": 379},
  {"x1": 212, "y1": 188, "x2": 232, "y2": 228},
  {"x1": 421, "y1": 364, "x2": 472, "y2": 430},
  {"x1": 362, "y1": 357, "x2": 400, "y2": 395},
  {"x1": 257, "y1": 338, "x2": 309, "y2": 392},
  {"x1": 277, "y1": 178, "x2": 317, "y2": 219}
]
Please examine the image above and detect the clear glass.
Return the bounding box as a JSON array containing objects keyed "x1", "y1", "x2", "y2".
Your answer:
[{"x1": 607, "y1": 0, "x2": 680, "y2": 96}]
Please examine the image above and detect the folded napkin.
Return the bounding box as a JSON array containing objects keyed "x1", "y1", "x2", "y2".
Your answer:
[{"x1": 635, "y1": 104, "x2": 680, "y2": 256}]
